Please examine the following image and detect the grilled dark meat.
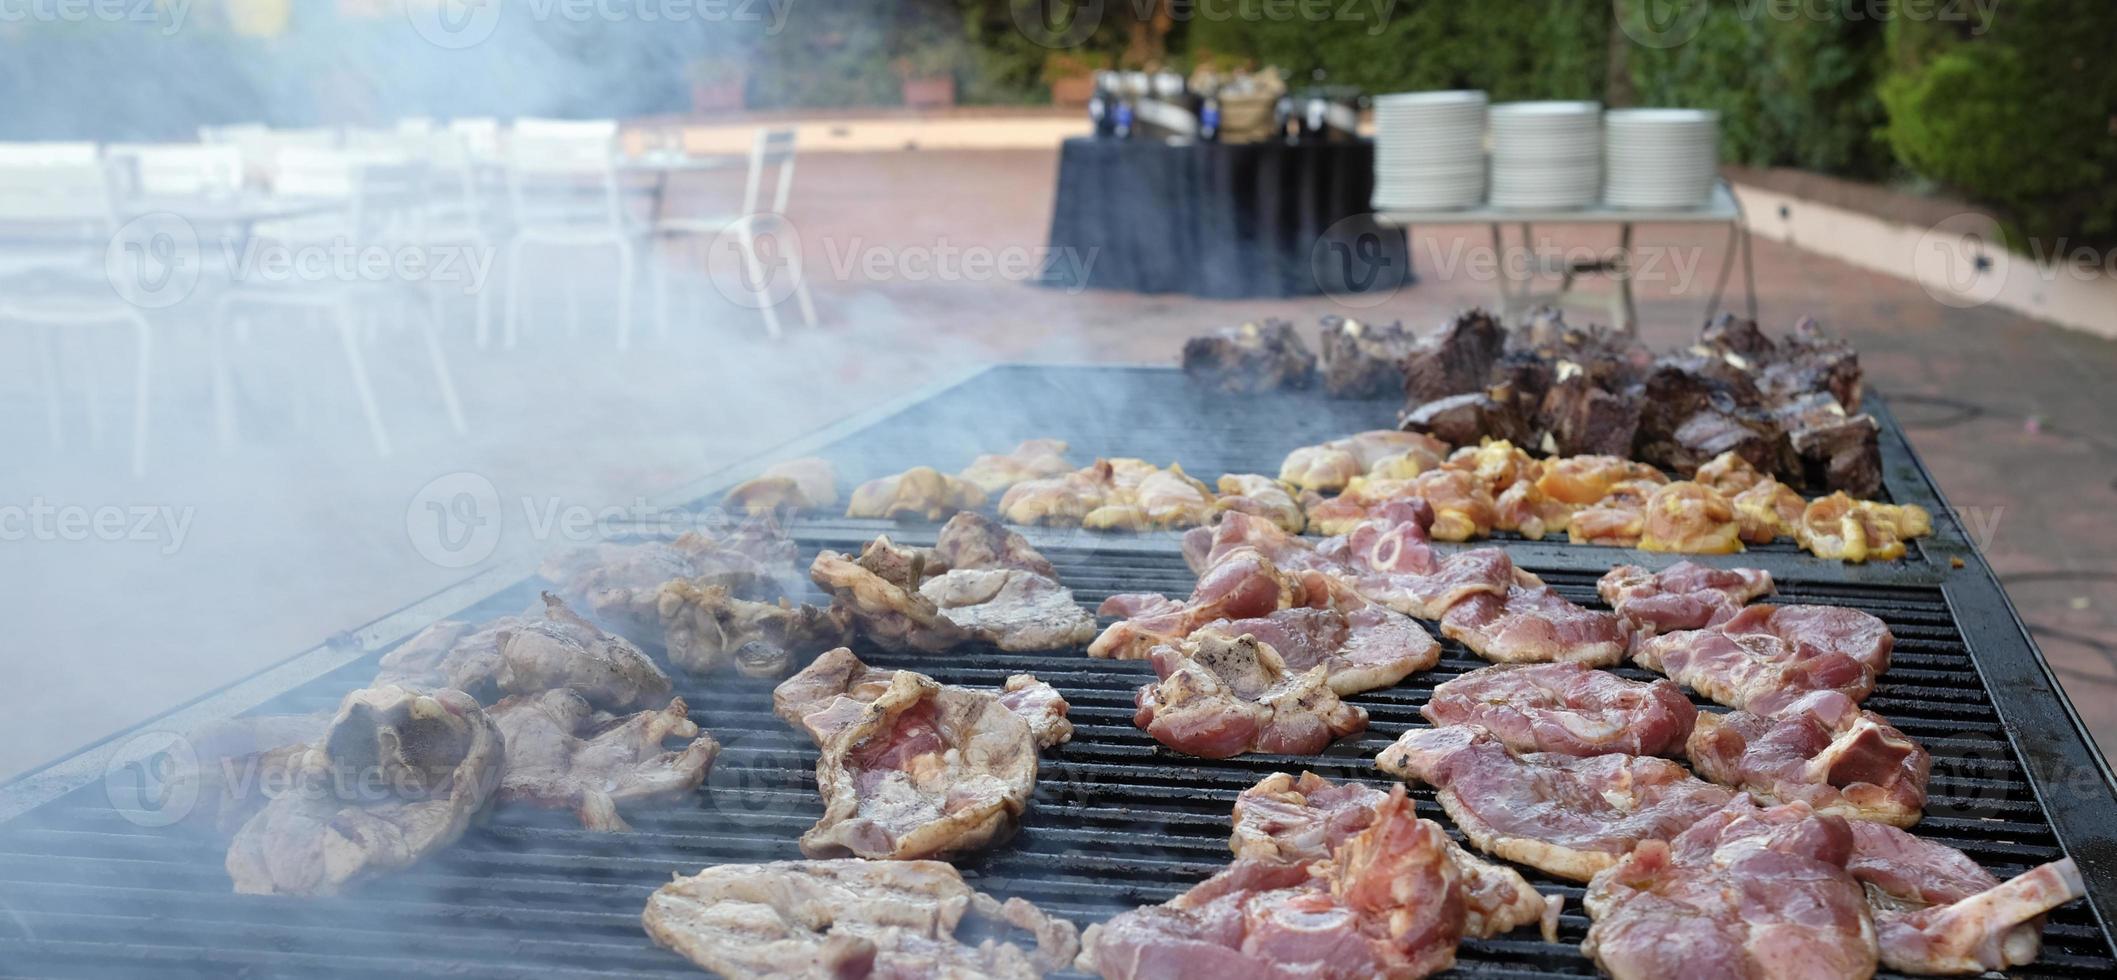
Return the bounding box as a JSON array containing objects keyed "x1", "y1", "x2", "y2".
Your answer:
[
  {"x1": 1401, "y1": 309, "x2": 1506, "y2": 404},
  {"x1": 1182, "y1": 318, "x2": 1317, "y2": 393},
  {"x1": 1397, "y1": 392, "x2": 1531, "y2": 448},
  {"x1": 1538, "y1": 375, "x2": 1642, "y2": 457},
  {"x1": 1318, "y1": 315, "x2": 1417, "y2": 397}
]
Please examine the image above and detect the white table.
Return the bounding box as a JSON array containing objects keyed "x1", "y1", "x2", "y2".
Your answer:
[{"x1": 1373, "y1": 182, "x2": 1755, "y2": 331}]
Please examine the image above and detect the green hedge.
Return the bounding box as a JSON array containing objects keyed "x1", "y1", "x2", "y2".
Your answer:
[{"x1": 1879, "y1": 0, "x2": 2117, "y2": 249}]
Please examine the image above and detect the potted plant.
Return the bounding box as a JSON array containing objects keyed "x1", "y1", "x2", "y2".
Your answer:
[
  {"x1": 1043, "y1": 51, "x2": 1104, "y2": 107},
  {"x1": 687, "y1": 59, "x2": 748, "y2": 115},
  {"x1": 892, "y1": 30, "x2": 967, "y2": 109}
]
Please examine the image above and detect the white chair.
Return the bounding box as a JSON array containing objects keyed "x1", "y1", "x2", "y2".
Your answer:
[
  {"x1": 0, "y1": 146, "x2": 154, "y2": 476},
  {"x1": 501, "y1": 117, "x2": 637, "y2": 350},
  {"x1": 212, "y1": 149, "x2": 466, "y2": 456},
  {"x1": 104, "y1": 143, "x2": 244, "y2": 199},
  {"x1": 408, "y1": 128, "x2": 497, "y2": 347},
  {"x1": 650, "y1": 128, "x2": 815, "y2": 340},
  {"x1": 447, "y1": 118, "x2": 502, "y2": 164}
]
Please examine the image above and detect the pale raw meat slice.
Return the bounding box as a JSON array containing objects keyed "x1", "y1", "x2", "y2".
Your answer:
[
  {"x1": 643, "y1": 859, "x2": 1080, "y2": 980},
  {"x1": 1438, "y1": 585, "x2": 1627, "y2": 667},
  {"x1": 1581, "y1": 798, "x2": 1879, "y2": 980},
  {"x1": 1846, "y1": 821, "x2": 2086, "y2": 975},
  {"x1": 1723, "y1": 603, "x2": 1894, "y2": 673},
  {"x1": 919, "y1": 567, "x2": 1098, "y2": 651},
  {"x1": 1633, "y1": 606, "x2": 1884, "y2": 716},
  {"x1": 773, "y1": 648, "x2": 1073, "y2": 750},
  {"x1": 1090, "y1": 548, "x2": 1298, "y2": 660},
  {"x1": 1420, "y1": 662, "x2": 1697, "y2": 757},
  {"x1": 932, "y1": 511, "x2": 1058, "y2": 576},
  {"x1": 488, "y1": 690, "x2": 718, "y2": 831},
  {"x1": 1214, "y1": 473, "x2": 1307, "y2": 533},
  {"x1": 1596, "y1": 561, "x2": 1775, "y2": 640},
  {"x1": 1376, "y1": 725, "x2": 1734, "y2": 882},
  {"x1": 957, "y1": 439, "x2": 1073, "y2": 495},
  {"x1": 1687, "y1": 689, "x2": 1931, "y2": 826},
  {"x1": 1198, "y1": 603, "x2": 1440, "y2": 696},
  {"x1": 1083, "y1": 786, "x2": 1465, "y2": 980},
  {"x1": 1230, "y1": 772, "x2": 1552, "y2": 940},
  {"x1": 376, "y1": 593, "x2": 674, "y2": 711},
  {"x1": 1133, "y1": 634, "x2": 1367, "y2": 759}
]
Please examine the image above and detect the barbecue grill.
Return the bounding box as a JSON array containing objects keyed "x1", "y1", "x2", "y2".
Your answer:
[{"x1": 4, "y1": 364, "x2": 2112, "y2": 978}]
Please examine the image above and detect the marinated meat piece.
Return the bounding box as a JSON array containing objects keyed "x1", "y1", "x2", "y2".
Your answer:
[
  {"x1": 1539, "y1": 375, "x2": 1643, "y2": 458},
  {"x1": 802, "y1": 671, "x2": 1038, "y2": 860},
  {"x1": 656, "y1": 581, "x2": 850, "y2": 677},
  {"x1": 1323, "y1": 528, "x2": 1521, "y2": 620},
  {"x1": 1213, "y1": 473, "x2": 1306, "y2": 533},
  {"x1": 920, "y1": 567, "x2": 1098, "y2": 651},
  {"x1": 999, "y1": 469, "x2": 1106, "y2": 525},
  {"x1": 1198, "y1": 601, "x2": 1441, "y2": 696},
  {"x1": 1397, "y1": 392, "x2": 1530, "y2": 448},
  {"x1": 957, "y1": 438, "x2": 1073, "y2": 495},
  {"x1": 1134, "y1": 633, "x2": 1367, "y2": 758},
  {"x1": 809, "y1": 540, "x2": 971, "y2": 653},
  {"x1": 846, "y1": 466, "x2": 987, "y2": 522},
  {"x1": 1307, "y1": 469, "x2": 1495, "y2": 541},
  {"x1": 1091, "y1": 548, "x2": 1305, "y2": 660},
  {"x1": 1597, "y1": 561, "x2": 1774, "y2": 639},
  {"x1": 1439, "y1": 585, "x2": 1627, "y2": 667},
  {"x1": 226, "y1": 686, "x2": 503, "y2": 896},
  {"x1": 1182, "y1": 318, "x2": 1318, "y2": 393},
  {"x1": 1493, "y1": 476, "x2": 1572, "y2": 539},
  {"x1": 1402, "y1": 308, "x2": 1505, "y2": 404},
  {"x1": 932, "y1": 512, "x2": 1056, "y2": 577},
  {"x1": 1734, "y1": 478, "x2": 1807, "y2": 543},
  {"x1": 1697, "y1": 313, "x2": 1778, "y2": 361},
  {"x1": 488, "y1": 690, "x2": 718, "y2": 831},
  {"x1": 1279, "y1": 431, "x2": 1449, "y2": 493},
  {"x1": 774, "y1": 648, "x2": 1073, "y2": 750},
  {"x1": 1230, "y1": 772, "x2": 1553, "y2": 940},
  {"x1": 1084, "y1": 786, "x2": 1465, "y2": 980},
  {"x1": 1760, "y1": 316, "x2": 1864, "y2": 412},
  {"x1": 1318, "y1": 315, "x2": 1417, "y2": 398},
  {"x1": 1422, "y1": 662, "x2": 1697, "y2": 757},
  {"x1": 1376, "y1": 725, "x2": 1735, "y2": 882},
  {"x1": 170, "y1": 714, "x2": 330, "y2": 836},
  {"x1": 1086, "y1": 464, "x2": 1214, "y2": 530},
  {"x1": 1791, "y1": 413, "x2": 1883, "y2": 496},
  {"x1": 1565, "y1": 476, "x2": 1663, "y2": 548},
  {"x1": 1632, "y1": 604, "x2": 1890, "y2": 716},
  {"x1": 1581, "y1": 798, "x2": 1878, "y2": 980},
  {"x1": 1638, "y1": 480, "x2": 1744, "y2": 554},
  {"x1": 1688, "y1": 690, "x2": 1929, "y2": 827},
  {"x1": 1440, "y1": 439, "x2": 1538, "y2": 492},
  {"x1": 1534, "y1": 455, "x2": 1666, "y2": 506},
  {"x1": 541, "y1": 530, "x2": 792, "y2": 634},
  {"x1": 1845, "y1": 821, "x2": 2086, "y2": 975},
  {"x1": 376, "y1": 594, "x2": 674, "y2": 712},
  {"x1": 644, "y1": 859, "x2": 1080, "y2": 980},
  {"x1": 1694, "y1": 449, "x2": 1766, "y2": 495},
  {"x1": 722, "y1": 457, "x2": 839, "y2": 516},
  {"x1": 1798, "y1": 491, "x2": 1932, "y2": 563},
  {"x1": 1191, "y1": 510, "x2": 1347, "y2": 575}
]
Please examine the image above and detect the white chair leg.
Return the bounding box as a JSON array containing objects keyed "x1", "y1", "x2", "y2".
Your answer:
[
  {"x1": 333, "y1": 306, "x2": 392, "y2": 456},
  {"x1": 33, "y1": 321, "x2": 64, "y2": 450},
  {"x1": 737, "y1": 225, "x2": 782, "y2": 340},
  {"x1": 613, "y1": 237, "x2": 636, "y2": 352},
  {"x1": 422, "y1": 289, "x2": 469, "y2": 436},
  {"x1": 208, "y1": 311, "x2": 236, "y2": 452},
  {"x1": 129, "y1": 311, "x2": 152, "y2": 478},
  {"x1": 651, "y1": 237, "x2": 671, "y2": 341},
  {"x1": 788, "y1": 243, "x2": 818, "y2": 330},
  {"x1": 503, "y1": 237, "x2": 527, "y2": 349},
  {"x1": 78, "y1": 330, "x2": 105, "y2": 449},
  {"x1": 471, "y1": 236, "x2": 494, "y2": 350}
]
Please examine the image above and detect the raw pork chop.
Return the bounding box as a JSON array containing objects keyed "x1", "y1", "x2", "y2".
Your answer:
[
  {"x1": 1845, "y1": 820, "x2": 2085, "y2": 974},
  {"x1": 1421, "y1": 662, "x2": 1696, "y2": 757},
  {"x1": 1597, "y1": 561, "x2": 1774, "y2": 640},
  {"x1": 1633, "y1": 603, "x2": 1891, "y2": 715},
  {"x1": 773, "y1": 648, "x2": 1073, "y2": 750},
  {"x1": 1134, "y1": 634, "x2": 1368, "y2": 758},
  {"x1": 1438, "y1": 585, "x2": 1627, "y2": 667},
  {"x1": 1688, "y1": 689, "x2": 1930, "y2": 826}
]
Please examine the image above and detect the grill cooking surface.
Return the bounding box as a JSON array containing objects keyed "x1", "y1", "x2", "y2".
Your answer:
[{"x1": 1, "y1": 365, "x2": 2109, "y2": 977}]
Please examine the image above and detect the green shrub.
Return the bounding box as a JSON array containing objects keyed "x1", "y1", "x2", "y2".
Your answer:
[{"x1": 1879, "y1": 0, "x2": 2117, "y2": 249}]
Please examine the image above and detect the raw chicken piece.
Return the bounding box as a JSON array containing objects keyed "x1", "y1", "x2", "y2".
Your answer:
[
  {"x1": 1083, "y1": 786, "x2": 1466, "y2": 980},
  {"x1": 1533, "y1": 455, "x2": 1666, "y2": 506},
  {"x1": 1306, "y1": 469, "x2": 1495, "y2": 541},
  {"x1": 1799, "y1": 491, "x2": 1931, "y2": 562},
  {"x1": 376, "y1": 593, "x2": 673, "y2": 712},
  {"x1": 1694, "y1": 449, "x2": 1766, "y2": 495},
  {"x1": 655, "y1": 581, "x2": 849, "y2": 677},
  {"x1": 772, "y1": 648, "x2": 1073, "y2": 750},
  {"x1": 846, "y1": 466, "x2": 987, "y2": 521},
  {"x1": 808, "y1": 538, "x2": 971, "y2": 653},
  {"x1": 488, "y1": 690, "x2": 718, "y2": 831},
  {"x1": 1134, "y1": 633, "x2": 1368, "y2": 758},
  {"x1": 722, "y1": 457, "x2": 839, "y2": 515},
  {"x1": 1597, "y1": 561, "x2": 1774, "y2": 640},
  {"x1": 1734, "y1": 477, "x2": 1807, "y2": 543},
  {"x1": 1688, "y1": 689, "x2": 1930, "y2": 826},
  {"x1": 1376, "y1": 725, "x2": 1734, "y2": 882},
  {"x1": 1581, "y1": 798, "x2": 1878, "y2": 980},
  {"x1": 801, "y1": 670, "x2": 1039, "y2": 860},
  {"x1": 1231, "y1": 772, "x2": 1553, "y2": 940},
  {"x1": 1846, "y1": 820, "x2": 2086, "y2": 975},
  {"x1": 998, "y1": 469, "x2": 1107, "y2": 525},
  {"x1": 1438, "y1": 585, "x2": 1627, "y2": 667},
  {"x1": 643, "y1": 859, "x2": 1080, "y2": 980},
  {"x1": 1278, "y1": 430, "x2": 1449, "y2": 492},
  {"x1": 957, "y1": 438, "x2": 1073, "y2": 494},
  {"x1": 225, "y1": 686, "x2": 503, "y2": 896},
  {"x1": 1213, "y1": 473, "x2": 1307, "y2": 533},
  {"x1": 1421, "y1": 662, "x2": 1696, "y2": 757},
  {"x1": 1638, "y1": 480, "x2": 1744, "y2": 554}
]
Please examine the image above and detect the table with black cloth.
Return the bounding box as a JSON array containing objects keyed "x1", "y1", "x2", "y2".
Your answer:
[{"x1": 1039, "y1": 137, "x2": 1414, "y2": 299}]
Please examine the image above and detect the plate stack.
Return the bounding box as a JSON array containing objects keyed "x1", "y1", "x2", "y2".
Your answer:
[
  {"x1": 1370, "y1": 90, "x2": 1486, "y2": 211},
  {"x1": 1603, "y1": 108, "x2": 1720, "y2": 209},
  {"x1": 1488, "y1": 101, "x2": 1601, "y2": 209}
]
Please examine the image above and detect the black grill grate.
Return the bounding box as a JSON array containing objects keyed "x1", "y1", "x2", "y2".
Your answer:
[{"x1": 0, "y1": 365, "x2": 2107, "y2": 978}]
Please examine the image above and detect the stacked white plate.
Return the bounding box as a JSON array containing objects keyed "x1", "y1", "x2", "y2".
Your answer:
[
  {"x1": 1603, "y1": 108, "x2": 1720, "y2": 209},
  {"x1": 1371, "y1": 90, "x2": 1486, "y2": 211},
  {"x1": 1488, "y1": 101, "x2": 1601, "y2": 209}
]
